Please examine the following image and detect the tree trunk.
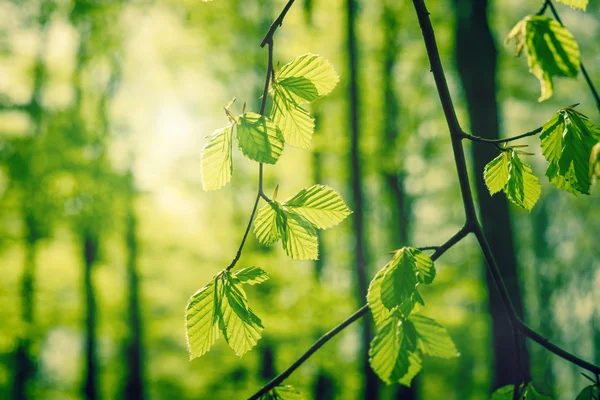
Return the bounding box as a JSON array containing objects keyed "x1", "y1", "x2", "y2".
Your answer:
[
  {"x1": 345, "y1": 0, "x2": 379, "y2": 398},
  {"x1": 123, "y1": 172, "x2": 145, "y2": 400},
  {"x1": 452, "y1": 0, "x2": 531, "y2": 389},
  {"x1": 82, "y1": 232, "x2": 99, "y2": 400},
  {"x1": 13, "y1": 216, "x2": 38, "y2": 400}
]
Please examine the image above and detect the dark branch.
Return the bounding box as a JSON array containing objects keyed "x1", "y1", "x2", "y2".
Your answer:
[
  {"x1": 462, "y1": 126, "x2": 543, "y2": 144},
  {"x1": 261, "y1": 0, "x2": 297, "y2": 48}
]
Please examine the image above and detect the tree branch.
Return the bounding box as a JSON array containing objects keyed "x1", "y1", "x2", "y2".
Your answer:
[
  {"x1": 461, "y1": 126, "x2": 543, "y2": 144},
  {"x1": 226, "y1": 2, "x2": 292, "y2": 271},
  {"x1": 413, "y1": 0, "x2": 600, "y2": 375},
  {"x1": 247, "y1": 225, "x2": 471, "y2": 399}
]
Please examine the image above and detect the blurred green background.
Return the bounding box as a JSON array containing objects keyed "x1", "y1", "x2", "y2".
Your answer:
[{"x1": 0, "y1": 0, "x2": 599, "y2": 399}]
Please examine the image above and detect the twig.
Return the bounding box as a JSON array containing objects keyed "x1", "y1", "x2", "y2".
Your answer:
[
  {"x1": 461, "y1": 127, "x2": 543, "y2": 144},
  {"x1": 226, "y1": 2, "x2": 292, "y2": 271},
  {"x1": 247, "y1": 226, "x2": 472, "y2": 399},
  {"x1": 543, "y1": 0, "x2": 600, "y2": 114}
]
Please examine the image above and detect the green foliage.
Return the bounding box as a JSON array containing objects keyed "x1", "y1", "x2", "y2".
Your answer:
[
  {"x1": 540, "y1": 107, "x2": 600, "y2": 194},
  {"x1": 556, "y1": 0, "x2": 588, "y2": 11},
  {"x1": 237, "y1": 112, "x2": 285, "y2": 164},
  {"x1": 201, "y1": 124, "x2": 234, "y2": 191},
  {"x1": 506, "y1": 16, "x2": 580, "y2": 101},
  {"x1": 576, "y1": 384, "x2": 600, "y2": 400},
  {"x1": 253, "y1": 185, "x2": 350, "y2": 260},
  {"x1": 270, "y1": 54, "x2": 339, "y2": 148},
  {"x1": 367, "y1": 248, "x2": 457, "y2": 386},
  {"x1": 185, "y1": 268, "x2": 269, "y2": 359},
  {"x1": 491, "y1": 382, "x2": 550, "y2": 399},
  {"x1": 483, "y1": 150, "x2": 540, "y2": 211},
  {"x1": 260, "y1": 385, "x2": 304, "y2": 400},
  {"x1": 379, "y1": 247, "x2": 435, "y2": 311}
]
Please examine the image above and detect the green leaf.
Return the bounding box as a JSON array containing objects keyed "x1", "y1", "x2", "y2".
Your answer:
[
  {"x1": 185, "y1": 276, "x2": 221, "y2": 359},
  {"x1": 201, "y1": 124, "x2": 233, "y2": 191},
  {"x1": 505, "y1": 151, "x2": 541, "y2": 211},
  {"x1": 234, "y1": 267, "x2": 269, "y2": 285},
  {"x1": 484, "y1": 152, "x2": 510, "y2": 195},
  {"x1": 367, "y1": 266, "x2": 393, "y2": 328},
  {"x1": 271, "y1": 87, "x2": 315, "y2": 149},
  {"x1": 275, "y1": 54, "x2": 339, "y2": 104},
  {"x1": 540, "y1": 108, "x2": 600, "y2": 194},
  {"x1": 260, "y1": 385, "x2": 304, "y2": 400},
  {"x1": 283, "y1": 185, "x2": 352, "y2": 229},
  {"x1": 506, "y1": 16, "x2": 580, "y2": 101},
  {"x1": 219, "y1": 272, "x2": 264, "y2": 356},
  {"x1": 368, "y1": 315, "x2": 421, "y2": 385},
  {"x1": 407, "y1": 314, "x2": 459, "y2": 358},
  {"x1": 254, "y1": 202, "x2": 284, "y2": 246},
  {"x1": 556, "y1": 0, "x2": 588, "y2": 11},
  {"x1": 380, "y1": 248, "x2": 435, "y2": 311},
  {"x1": 281, "y1": 211, "x2": 319, "y2": 260},
  {"x1": 576, "y1": 385, "x2": 600, "y2": 400},
  {"x1": 491, "y1": 383, "x2": 551, "y2": 400},
  {"x1": 237, "y1": 112, "x2": 285, "y2": 164}
]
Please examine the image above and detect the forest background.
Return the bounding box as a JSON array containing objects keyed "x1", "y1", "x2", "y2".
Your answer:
[{"x1": 0, "y1": 0, "x2": 599, "y2": 399}]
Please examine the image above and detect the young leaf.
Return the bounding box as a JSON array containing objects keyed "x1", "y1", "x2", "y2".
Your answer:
[
  {"x1": 369, "y1": 315, "x2": 422, "y2": 385},
  {"x1": 576, "y1": 385, "x2": 600, "y2": 400},
  {"x1": 254, "y1": 202, "x2": 284, "y2": 246},
  {"x1": 234, "y1": 267, "x2": 270, "y2": 285},
  {"x1": 219, "y1": 273, "x2": 264, "y2": 356},
  {"x1": 281, "y1": 211, "x2": 319, "y2": 260},
  {"x1": 506, "y1": 16, "x2": 580, "y2": 101},
  {"x1": 556, "y1": 0, "x2": 588, "y2": 11},
  {"x1": 237, "y1": 112, "x2": 285, "y2": 164},
  {"x1": 275, "y1": 54, "x2": 339, "y2": 104},
  {"x1": 260, "y1": 385, "x2": 304, "y2": 400},
  {"x1": 541, "y1": 108, "x2": 600, "y2": 194},
  {"x1": 271, "y1": 87, "x2": 315, "y2": 149},
  {"x1": 491, "y1": 383, "x2": 551, "y2": 400},
  {"x1": 283, "y1": 185, "x2": 352, "y2": 229},
  {"x1": 201, "y1": 124, "x2": 234, "y2": 191},
  {"x1": 367, "y1": 266, "x2": 393, "y2": 328},
  {"x1": 484, "y1": 152, "x2": 510, "y2": 195},
  {"x1": 380, "y1": 248, "x2": 435, "y2": 311},
  {"x1": 185, "y1": 276, "x2": 221, "y2": 359},
  {"x1": 505, "y1": 151, "x2": 541, "y2": 211},
  {"x1": 407, "y1": 314, "x2": 459, "y2": 358}
]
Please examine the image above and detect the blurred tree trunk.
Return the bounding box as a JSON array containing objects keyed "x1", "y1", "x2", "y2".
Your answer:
[
  {"x1": 379, "y1": 1, "x2": 415, "y2": 398},
  {"x1": 312, "y1": 112, "x2": 326, "y2": 281},
  {"x1": 531, "y1": 197, "x2": 555, "y2": 397},
  {"x1": 345, "y1": 0, "x2": 379, "y2": 398},
  {"x1": 452, "y1": 0, "x2": 531, "y2": 389},
  {"x1": 12, "y1": 4, "x2": 52, "y2": 394},
  {"x1": 123, "y1": 170, "x2": 145, "y2": 400},
  {"x1": 82, "y1": 232, "x2": 99, "y2": 400}
]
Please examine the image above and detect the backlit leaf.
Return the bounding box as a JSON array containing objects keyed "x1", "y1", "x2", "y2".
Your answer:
[
  {"x1": 284, "y1": 185, "x2": 352, "y2": 229},
  {"x1": 185, "y1": 276, "x2": 221, "y2": 359},
  {"x1": 254, "y1": 202, "x2": 284, "y2": 246},
  {"x1": 484, "y1": 152, "x2": 510, "y2": 195},
  {"x1": 556, "y1": 0, "x2": 588, "y2": 11},
  {"x1": 506, "y1": 16, "x2": 580, "y2": 101},
  {"x1": 237, "y1": 112, "x2": 285, "y2": 164},
  {"x1": 407, "y1": 314, "x2": 459, "y2": 358},
  {"x1": 275, "y1": 54, "x2": 339, "y2": 104},
  {"x1": 505, "y1": 151, "x2": 541, "y2": 211},
  {"x1": 201, "y1": 124, "x2": 233, "y2": 191},
  {"x1": 271, "y1": 87, "x2": 315, "y2": 148},
  {"x1": 234, "y1": 267, "x2": 269, "y2": 285},
  {"x1": 281, "y1": 211, "x2": 319, "y2": 260}
]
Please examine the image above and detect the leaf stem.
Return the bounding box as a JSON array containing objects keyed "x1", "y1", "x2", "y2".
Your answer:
[
  {"x1": 461, "y1": 127, "x2": 543, "y2": 144},
  {"x1": 543, "y1": 0, "x2": 600, "y2": 114},
  {"x1": 226, "y1": 192, "x2": 261, "y2": 271}
]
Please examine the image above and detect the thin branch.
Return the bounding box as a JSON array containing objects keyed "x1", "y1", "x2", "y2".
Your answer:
[
  {"x1": 544, "y1": 0, "x2": 600, "y2": 114},
  {"x1": 248, "y1": 304, "x2": 369, "y2": 400},
  {"x1": 462, "y1": 126, "x2": 543, "y2": 144},
  {"x1": 247, "y1": 226, "x2": 472, "y2": 399},
  {"x1": 261, "y1": 0, "x2": 297, "y2": 48},
  {"x1": 226, "y1": 2, "x2": 292, "y2": 271}
]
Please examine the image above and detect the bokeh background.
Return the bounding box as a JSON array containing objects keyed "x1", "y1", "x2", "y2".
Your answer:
[{"x1": 0, "y1": 0, "x2": 599, "y2": 399}]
